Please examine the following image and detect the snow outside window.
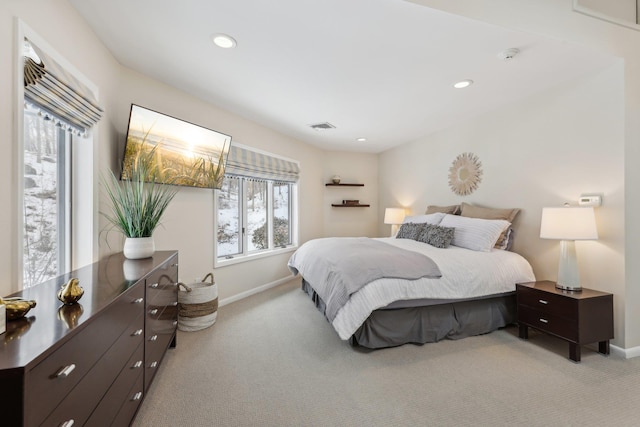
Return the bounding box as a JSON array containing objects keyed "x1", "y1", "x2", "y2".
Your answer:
[
  {"x1": 216, "y1": 176, "x2": 296, "y2": 262},
  {"x1": 23, "y1": 106, "x2": 71, "y2": 287}
]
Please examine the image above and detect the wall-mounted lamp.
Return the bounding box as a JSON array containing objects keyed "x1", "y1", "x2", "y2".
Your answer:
[
  {"x1": 540, "y1": 206, "x2": 598, "y2": 291},
  {"x1": 384, "y1": 208, "x2": 405, "y2": 237}
]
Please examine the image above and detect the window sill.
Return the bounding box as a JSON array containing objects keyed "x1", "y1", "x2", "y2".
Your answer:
[{"x1": 214, "y1": 245, "x2": 298, "y2": 268}]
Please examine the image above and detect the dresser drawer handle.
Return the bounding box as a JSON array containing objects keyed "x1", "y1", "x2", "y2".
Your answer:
[
  {"x1": 538, "y1": 299, "x2": 548, "y2": 305},
  {"x1": 171, "y1": 301, "x2": 178, "y2": 307},
  {"x1": 132, "y1": 360, "x2": 143, "y2": 369},
  {"x1": 149, "y1": 309, "x2": 159, "y2": 315},
  {"x1": 60, "y1": 420, "x2": 75, "y2": 427},
  {"x1": 171, "y1": 263, "x2": 179, "y2": 267},
  {"x1": 149, "y1": 334, "x2": 158, "y2": 341},
  {"x1": 132, "y1": 329, "x2": 143, "y2": 337},
  {"x1": 55, "y1": 364, "x2": 76, "y2": 378},
  {"x1": 150, "y1": 361, "x2": 158, "y2": 368},
  {"x1": 132, "y1": 391, "x2": 143, "y2": 401},
  {"x1": 150, "y1": 283, "x2": 159, "y2": 289},
  {"x1": 132, "y1": 297, "x2": 144, "y2": 304},
  {"x1": 539, "y1": 318, "x2": 549, "y2": 324}
]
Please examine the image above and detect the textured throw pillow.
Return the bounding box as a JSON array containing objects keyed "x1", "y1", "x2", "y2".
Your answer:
[
  {"x1": 425, "y1": 205, "x2": 460, "y2": 215},
  {"x1": 395, "y1": 223, "x2": 424, "y2": 240},
  {"x1": 417, "y1": 224, "x2": 455, "y2": 249},
  {"x1": 439, "y1": 214, "x2": 510, "y2": 252},
  {"x1": 402, "y1": 212, "x2": 445, "y2": 225},
  {"x1": 459, "y1": 203, "x2": 520, "y2": 249}
]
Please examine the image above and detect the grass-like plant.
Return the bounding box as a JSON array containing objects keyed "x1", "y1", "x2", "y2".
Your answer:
[{"x1": 102, "y1": 145, "x2": 178, "y2": 238}]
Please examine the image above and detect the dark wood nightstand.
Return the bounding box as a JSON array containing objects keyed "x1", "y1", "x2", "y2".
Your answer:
[{"x1": 516, "y1": 281, "x2": 613, "y2": 362}]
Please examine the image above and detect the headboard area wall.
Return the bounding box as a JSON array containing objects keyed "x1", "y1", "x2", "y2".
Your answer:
[{"x1": 377, "y1": 63, "x2": 625, "y2": 346}]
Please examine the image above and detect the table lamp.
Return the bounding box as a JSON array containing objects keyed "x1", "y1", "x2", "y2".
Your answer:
[
  {"x1": 384, "y1": 208, "x2": 405, "y2": 237},
  {"x1": 540, "y1": 206, "x2": 598, "y2": 291}
]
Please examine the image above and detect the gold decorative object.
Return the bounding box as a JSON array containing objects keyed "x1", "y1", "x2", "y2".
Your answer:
[
  {"x1": 58, "y1": 303, "x2": 84, "y2": 329},
  {"x1": 0, "y1": 297, "x2": 37, "y2": 321},
  {"x1": 57, "y1": 278, "x2": 84, "y2": 305},
  {"x1": 448, "y1": 152, "x2": 483, "y2": 196}
]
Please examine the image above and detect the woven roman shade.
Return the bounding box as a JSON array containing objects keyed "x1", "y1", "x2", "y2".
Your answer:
[
  {"x1": 23, "y1": 39, "x2": 103, "y2": 136},
  {"x1": 225, "y1": 145, "x2": 300, "y2": 183}
]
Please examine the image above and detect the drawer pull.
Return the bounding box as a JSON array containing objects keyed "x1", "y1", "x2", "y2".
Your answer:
[
  {"x1": 132, "y1": 360, "x2": 143, "y2": 369},
  {"x1": 150, "y1": 361, "x2": 158, "y2": 368},
  {"x1": 55, "y1": 364, "x2": 76, "y2": 378},
  {"x1": 132, "y1": 329, "x2": 143, "y2": 336},
  {"x1": 132, "y1": 391, "x2": 143, "y2": 401},
  {"x1": 149, "y1": 309, "x2": 159, "y2": 315},
  {"x1": 539, "y1": 318, "x2": 549, "y2": 324},
  {"x1": 149, "y1": 334, "x2": 158, "y2": 341},
  {"x1": 171, "y1": 301, "x2": 178, "y2": 307},
  {"x1": 150, "y1": 283, "x2": 159, "y2": 289},
  {"x1": 171, "y1": 263, "x2": 179, "y2": 267},
  {"x1": 538, "y1": 299, "x2": 548, "y2": 305},
  {"x1": 172, "y1": 320, "x2": 178, "y2": 326},
  {"x1": 132, "y1": 297, "x2": 144, "y2": 304},
  {"x1": 60, "y1": 420, "x2": 75, "y2": 427}
]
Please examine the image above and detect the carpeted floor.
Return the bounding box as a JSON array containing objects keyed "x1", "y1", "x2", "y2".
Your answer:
[{"x1": 132, "y1": 279, "x2": 640, "y2": 426}]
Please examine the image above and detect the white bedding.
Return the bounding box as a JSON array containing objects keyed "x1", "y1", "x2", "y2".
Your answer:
[{"x1": 300, "y1": 238, "x2": 535, "y2": 340}]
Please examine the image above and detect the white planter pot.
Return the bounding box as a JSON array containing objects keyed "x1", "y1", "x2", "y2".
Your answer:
[{"x1": 123, "y1": 237, "x2": 155, "y2": 259}]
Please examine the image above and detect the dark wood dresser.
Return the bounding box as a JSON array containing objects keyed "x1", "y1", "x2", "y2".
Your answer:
[
  {"x1": 517, "y1": 280, "x2": 613, "y2": 362},
  {"x1": 0, "y1": 251, "x2": 178, "y2": 427}
]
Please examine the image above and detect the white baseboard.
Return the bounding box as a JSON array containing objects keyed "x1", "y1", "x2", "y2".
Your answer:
[
  {"x1": 219, "y1": 274, "x2": 296, "y2": 307},
  {"x1": 611, "y1": 344, "x2": 640, "y2": 359}
]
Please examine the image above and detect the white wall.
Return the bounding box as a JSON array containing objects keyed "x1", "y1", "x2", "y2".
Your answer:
[{"x1": 322, "y1": 151, "x2": 379, "y2": 238}]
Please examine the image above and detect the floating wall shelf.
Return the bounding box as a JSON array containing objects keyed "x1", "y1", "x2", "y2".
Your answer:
[{"x1": 325, "y1": 183, "x2": 364, "y2": 187}]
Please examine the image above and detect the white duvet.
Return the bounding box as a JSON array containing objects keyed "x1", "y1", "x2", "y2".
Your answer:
[{"x1": 297, "y1": 238, "x2": 535, "y2": 340}]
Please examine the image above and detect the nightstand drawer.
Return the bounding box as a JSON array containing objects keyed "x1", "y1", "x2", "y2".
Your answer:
[
  {"x1": 518, "y1": 306, "x2": 578, "y2": 341},
  {"x1": 517, "y1": 286, "x2": 577, "y2": 318}
]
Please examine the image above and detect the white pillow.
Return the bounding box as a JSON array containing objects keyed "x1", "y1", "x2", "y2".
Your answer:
[
  {"x1": 402, "y1": 212, "x2": 445, "y2": 225},
  {"x1": 439, "y1": 214, "x2": 510, "y2": 252}
]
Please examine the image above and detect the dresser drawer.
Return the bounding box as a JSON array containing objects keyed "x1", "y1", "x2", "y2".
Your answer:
[
  {"x1": 517, "y1": 286, "x2": 577, "y2": 318},
  {"x1": 25, "y1": 284, "x2": 145, "y2": 426},
  {"x1": 146, "y1": 257, "x2": 178, "y2": 306},
  {"x1": 518, "y1": 305, "x2": 578, "y2": 342},
  {"x1": 38, "y1": 314, "x2": 144, "y2": 427},
  {"x1": 112, "y1": 372, "x2": 145, "y2": 427},
  {"x1": 85, "y1": 343, "x2": 144, "y2": 426}
]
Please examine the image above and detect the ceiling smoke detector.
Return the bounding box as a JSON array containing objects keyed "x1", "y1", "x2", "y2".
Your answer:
[
  {"x1": 309, "y1": 122, "x2": 336, "y2": 131},
  {"x1": 498, "y1": 48, "x2": 520, "y2": 61}
]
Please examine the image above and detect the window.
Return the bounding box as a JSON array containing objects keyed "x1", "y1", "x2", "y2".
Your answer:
[
  {"x1": 215, "y1": 144, "x2": 298, "y2": 264},
  {"x1": 19, "y1": 34, "x2": 103, "y2": 289},
  {"x1": 22, "y1": 105, "x2": 71, "y2": 287},
  {"x1": 216, "y1": 177, "x2": 296, "y2": 261}
]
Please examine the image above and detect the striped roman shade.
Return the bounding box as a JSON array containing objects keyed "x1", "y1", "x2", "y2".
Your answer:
[
  {"x1": 225, "y1": 144, "x2": 300, "y2": 183},
  {"x1": 23, "y1": 39, "x2": 103, "y2": 136}
]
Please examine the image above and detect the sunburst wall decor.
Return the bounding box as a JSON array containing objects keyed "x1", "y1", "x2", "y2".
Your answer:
[{"x1": 448, "y1": 152, "x2": 483, "y2": 196}]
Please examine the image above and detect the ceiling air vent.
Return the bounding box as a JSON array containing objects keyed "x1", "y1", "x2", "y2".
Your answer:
[{"x1": 309, "y1": 122, "x2": 336, "y2": 130}]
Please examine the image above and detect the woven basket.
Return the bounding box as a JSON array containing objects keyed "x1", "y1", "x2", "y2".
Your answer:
[{"x1": 178, "y1": 273, "x2": 218, "y2": 332}]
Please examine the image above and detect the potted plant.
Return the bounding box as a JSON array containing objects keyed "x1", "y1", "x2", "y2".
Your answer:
[{"x1": 102, "y1": 145, "x2": 178, "y2": 259}]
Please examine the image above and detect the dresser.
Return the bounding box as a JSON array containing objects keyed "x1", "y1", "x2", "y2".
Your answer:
[
  {"x1": 517, "y1": 280, "x2": 613, "y2": 362},
  {"x1": 0, "y1": 251, "x2": 178, "y2": 426}
]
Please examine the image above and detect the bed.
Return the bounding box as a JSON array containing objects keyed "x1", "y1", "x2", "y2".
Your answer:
[{"x1": 288, "y1": 208, "x2": 536, "y2": 349}]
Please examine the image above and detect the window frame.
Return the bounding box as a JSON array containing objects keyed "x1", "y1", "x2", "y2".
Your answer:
[
  {"x1": 15, "y1": 20, "x2": 99, "y2": 292},
  {"x1": 213, "y1": 155, "x2": 299, "y2": 268}
]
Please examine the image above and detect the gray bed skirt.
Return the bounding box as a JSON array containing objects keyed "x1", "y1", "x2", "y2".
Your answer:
[{"x1": 301, "y1": 279, "x2": 516, "y2": 349}]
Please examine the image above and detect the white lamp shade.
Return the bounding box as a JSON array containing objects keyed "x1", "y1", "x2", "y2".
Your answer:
[
  {"x1": 384, "y1": 208, "x2": 405, "y2": 225},
  {"x1": 540, "y1": 207, "x2": 598, "y2": 241}
]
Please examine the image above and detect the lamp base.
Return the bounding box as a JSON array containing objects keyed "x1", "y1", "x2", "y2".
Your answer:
[
  {"x1": 556, "y1": 240, "x2": 582, "y2": 292},
  {"x1": 555, "y1": 283, "x2": 582, "y2": 292}
]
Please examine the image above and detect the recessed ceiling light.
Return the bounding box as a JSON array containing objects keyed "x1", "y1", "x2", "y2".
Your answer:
[
  {"x1": 356, "y1": 137, "x2": 367, "y2": 142},
  {"x1": 212, "y1": 33, "x2": 237, "y2": 49},
  {"x1": 453, "y1": 79, "x2": 473, "y2": 89}
]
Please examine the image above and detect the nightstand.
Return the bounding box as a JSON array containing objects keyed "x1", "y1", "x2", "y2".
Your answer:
[{"x1": 516, "y1": 281, "x2": 613, "y2": 362}]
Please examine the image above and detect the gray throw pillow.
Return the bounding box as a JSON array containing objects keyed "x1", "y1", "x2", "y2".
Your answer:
[
  {"x1": 396, "y1": 223, "x2": 424, "y2": 240},
  {"x1": 417, "y1": 223, "x2": 455, "y2": 248}
]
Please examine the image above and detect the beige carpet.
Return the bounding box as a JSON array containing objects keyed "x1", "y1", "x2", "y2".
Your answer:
[{"x1": 132, "y1": 279, "x2": 640, "y2": 426}]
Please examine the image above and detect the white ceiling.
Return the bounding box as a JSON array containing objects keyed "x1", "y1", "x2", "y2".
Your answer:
[{"x1": 70, "y1": 0, "x2": 616, "y2": 153}]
